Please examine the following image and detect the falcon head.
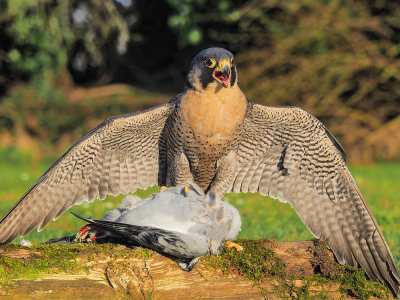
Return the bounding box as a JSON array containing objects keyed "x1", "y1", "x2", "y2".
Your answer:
[{"x1": 187, "y1": 47, "x2": 237, "y2": 91}]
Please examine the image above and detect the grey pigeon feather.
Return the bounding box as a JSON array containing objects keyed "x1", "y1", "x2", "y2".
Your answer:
[{"x1": 72, "y1": 183, "x2": 241, "y2": 270}]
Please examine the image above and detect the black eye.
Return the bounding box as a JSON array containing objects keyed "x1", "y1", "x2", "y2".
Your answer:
[
  {"x1": 204, "y1": 58, "x2": 216, "y2": 68},
  {"x1": 230, "y1": 57, "x2": 235, "y2": 65}
]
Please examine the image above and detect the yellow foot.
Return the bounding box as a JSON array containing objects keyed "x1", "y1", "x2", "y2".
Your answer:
[
  {"x1": 225, "y1": 241, "x2": 243, "y2": 252},
  {"x1": 184, "y1": 185, "x2": 189, "y2": 196},
  {"x1": 160, "y1": 186, "x2": 168, "y2": 191}
]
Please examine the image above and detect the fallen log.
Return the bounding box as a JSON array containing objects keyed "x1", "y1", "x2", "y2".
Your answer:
[{"x1": 0, "y1": 239, "x2": 392, "y2": 299}]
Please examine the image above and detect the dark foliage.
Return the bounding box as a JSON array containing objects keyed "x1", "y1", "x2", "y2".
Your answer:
[{"x1": 0, "y1": 0, "x2": 399, "y2": 162}]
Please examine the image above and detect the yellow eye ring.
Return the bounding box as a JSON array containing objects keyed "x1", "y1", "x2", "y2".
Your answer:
[
  {"x1": 204, "y1": 58, "x2": 216, "y2": 68},
  {"x1": 230, "y1": 57, "x2": 235, "y2": 66}
]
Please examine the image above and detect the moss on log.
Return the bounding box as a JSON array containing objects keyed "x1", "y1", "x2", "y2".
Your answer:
[{"x1": 0, "y1": 239, "x2": 392, "y2": 299}]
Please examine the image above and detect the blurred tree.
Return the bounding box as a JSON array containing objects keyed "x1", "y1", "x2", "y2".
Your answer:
[
  {"x1": 232, "y1": 0, "x2": 400, "y2": 162},
  {"x1": 0, "y1": 0, "x2": 130, "y2": 90},
  {"x1": 0, "y1": 0, "x2": 129, "y2": 142},
  {"x1": 0, "y1": 0, "x2": 399, "y2": 162}
]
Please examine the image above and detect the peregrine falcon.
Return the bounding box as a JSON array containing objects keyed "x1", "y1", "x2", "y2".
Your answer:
[
  {"x1": 69, "y1": 183, "x2": 241, "y2": 271},
  {"x1": 0, "y1": 47, "x2": 398, "y2": 294}
]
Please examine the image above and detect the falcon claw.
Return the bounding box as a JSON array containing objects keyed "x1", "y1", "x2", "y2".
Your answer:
[
  {"x1": 160, "y1": 186, "x2": 168, "y2": 191},
  {"x1": 225, "y1": 241, "x2": 243, "y2": 252},
  {"x1": 184, "y1": 185, "x2": 189, "y2": 196}
]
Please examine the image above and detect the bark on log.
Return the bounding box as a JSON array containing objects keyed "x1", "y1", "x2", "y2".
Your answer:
[{"x1": 0, "y1": 240, "x2": 392, "y2": 299}]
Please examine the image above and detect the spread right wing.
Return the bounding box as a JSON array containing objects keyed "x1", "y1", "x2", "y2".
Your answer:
[
  {"x1": 0, "y1": 102, "x2": 175, "y2": 244},
  {"x1": 228, "y1": 103, "x2": 399, "y2": 294}
]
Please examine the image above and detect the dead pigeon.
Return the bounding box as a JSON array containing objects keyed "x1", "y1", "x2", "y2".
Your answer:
[{"x1": 70, "y1": 183, "x2": 242, "y2": 270}]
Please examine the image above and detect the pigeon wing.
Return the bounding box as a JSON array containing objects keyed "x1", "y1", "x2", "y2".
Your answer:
[{"x1": 71, "y1": 212, "x2": 209, "y2": 259}]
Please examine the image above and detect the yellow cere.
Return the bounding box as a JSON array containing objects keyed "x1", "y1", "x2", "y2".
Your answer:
[{"x1": 218, "y1": 59, "x2": 230, "y2": 69}]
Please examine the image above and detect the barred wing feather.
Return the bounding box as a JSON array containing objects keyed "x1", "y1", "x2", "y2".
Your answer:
[
  {"x1": 0, "y1": 103, "x2": 175, "y2": 244},
  {"x1": 231, "y1": 103, "x2": 399, "y2": 294}
]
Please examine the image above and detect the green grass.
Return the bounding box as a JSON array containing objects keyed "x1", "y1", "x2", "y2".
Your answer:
[{"x1": 0, "y1": 147, "x2": 399, "y2": 270}]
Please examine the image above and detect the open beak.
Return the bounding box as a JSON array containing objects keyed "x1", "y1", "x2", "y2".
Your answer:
[{"x1": 212, "y1": 63, "x2": 231, "y2": 88}]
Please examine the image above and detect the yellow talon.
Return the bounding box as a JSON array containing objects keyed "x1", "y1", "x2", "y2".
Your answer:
[
  {"x1": 160, "y1": 186, "x2": 168, "y2": 191},
  {"x1": 184, "y1": 185, "x2": 189, "y2": 196},
  {"x1": 225, "y1": 241, "x2": 243, "y2": 252}
]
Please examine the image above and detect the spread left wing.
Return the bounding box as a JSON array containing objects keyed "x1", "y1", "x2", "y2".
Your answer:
[
  {"x1": 0, "y1": 102, "x2": 175, "y2": 244},
  {"x1": 227, "y1": 102, "x2": 399, "y2": 294}
]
